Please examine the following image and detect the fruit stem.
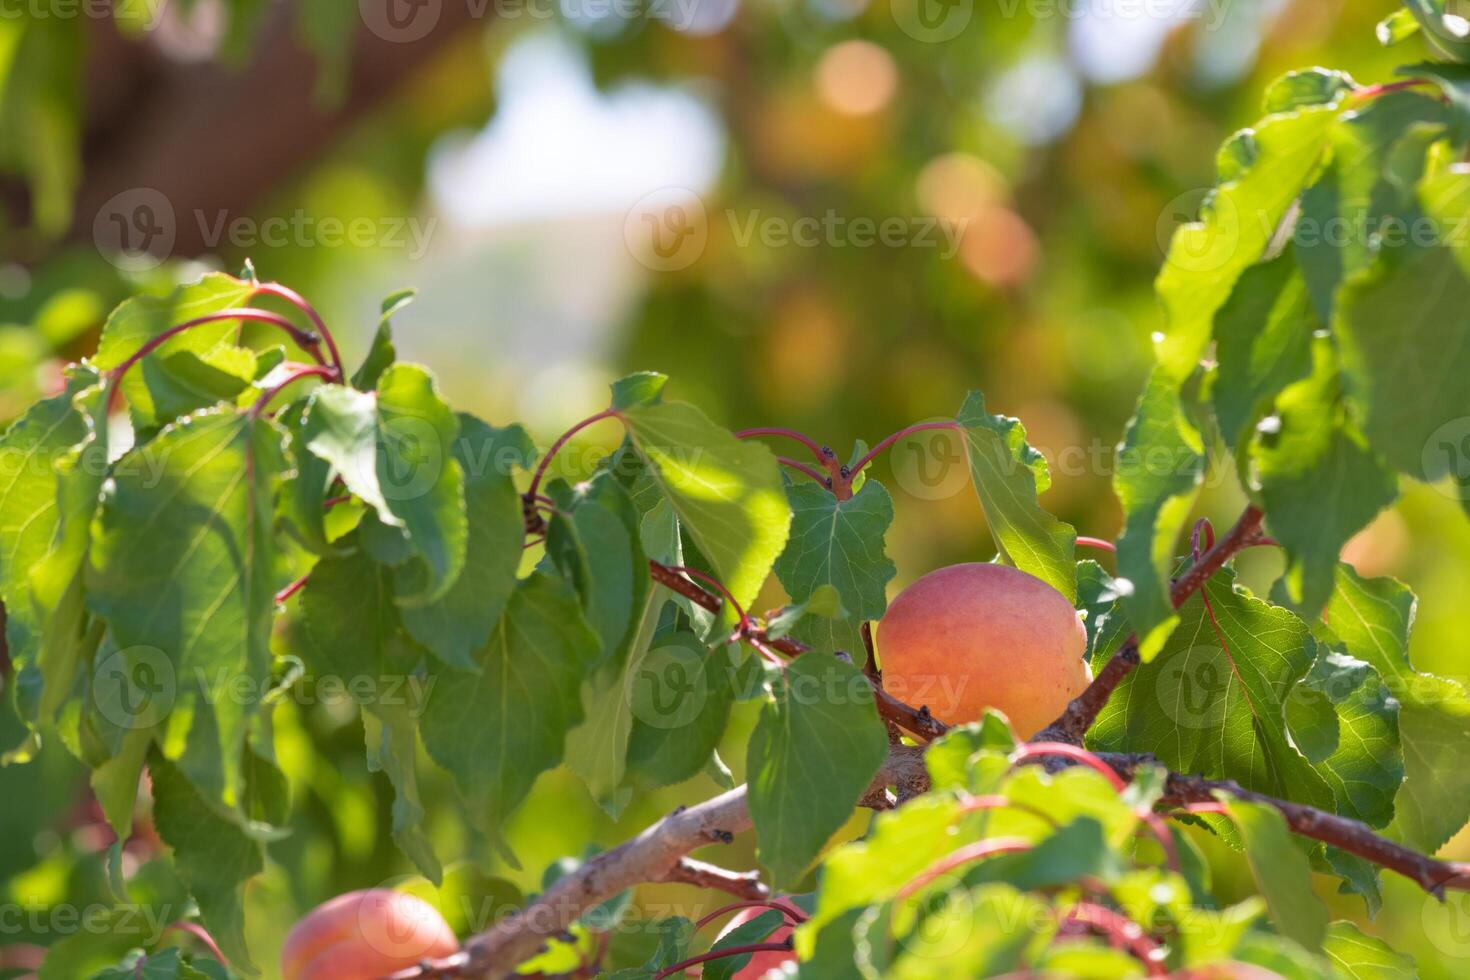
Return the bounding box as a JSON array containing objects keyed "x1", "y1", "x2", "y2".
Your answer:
[
  {"x1": 249, "y1": 364, "x2": 338, "y2": 418},
  {"x1": 1060, "y1": 902, "x2": 1168, "y2": 976},
  {"x1": 1351, "y1": 78, "x2": 1430, "y2": 103},
  {"x1": 651, "y1": 941, "x2": 794, "y2": 980},
  {"x1": 158, "y1": 921, "x2": 229, "y2": 967},
  {"x1": 274, "y1": 573, "x2": 310, "y2": 606},
  {"x1": 778, "y1": 456, "x2": 831, "y2": 487},
  {"x1": 1011, "y1": 743, "x2": 1127, "y2": 792},
  {"x1": 734, "y1": 426, "x2": 829, "y2": 463},
  {"x1": 252, "y1": 281, "x2": 344, "y2": 378},
  {"x1": 846, "y1": 420, "x2": 963, "y2": 483},
  {"x1": 665, "y1": 565, "x2": 751, "y2": 632},
  {"x1": 525, "y1": 409, "x2": 620, "y2": 500},
  {"x1": 694, "y1": 900, "x2": 808, "y2": 930},
  {"x1": 1076, "y1": 536, "x2": 1116, "y2": 555},
  {"x1": 894, "y1": 837, "x2": 1034, "y2": 901}
]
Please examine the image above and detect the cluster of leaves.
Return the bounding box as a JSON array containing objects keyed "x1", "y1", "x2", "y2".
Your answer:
[
  {"x1": 0, "y1": 254, "x2": 1090, "y2": 973},
  {"x1": 5, "y1": 6, "x2": 1470, "y2": 977},
  {"x1": 642, "y1": 719, "x2": 1416, "y2": 979}
]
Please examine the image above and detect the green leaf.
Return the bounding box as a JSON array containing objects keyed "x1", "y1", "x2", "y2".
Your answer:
[
  {"x1": 1400, "y1": 8, "x2": 1470, "y2": 64},
  {"x1": 1225, "y1": 799, "x2": 1329, "y2": 951},
  {"x1": 397, "y1": 417, "x2": 527, "y2": 669},
  {"x1": 1322, "y1": 920, "x2": 1416, "y2": 978},
  {"x1": 1263, "y1": 69, "x2": 1356, "y2": 114},
  {"x1": 1320, "y1": 564, "x2": 1470, "y2": 850},
  {"x1": 351, "y1": 288, "x2": 411, "y2": 390},
  {"x1": 610, "y1": 371, "x2": 668, "y2": 410},
  {"x1": 149, "y1": 753, "x2": 263, "y2": 972},
  {"x1": 887, "y1": 883, "x2": 1049, "y2": 979},
  {"x1": 1376, "y1": 8, "x2": 1422, "y2": 46},
  {"x1": 28, "y1": 370, "x2": 110, "y2": 723},
  {"x1": 364, "y1": 702, "x2": 442, "y2": 884},
  {"x1": 956, "y1": 391, "x2": 1077, "y2": 602},
  {"x1": 1291, "y1": 650, "x2": 1402, "y2": 827},
  {"x1": 773, "y1": 478, "x2": 896, "y2": 654},
  {"x1": 300, "y1": 542, "x2": 439, "y2": 877},
  {"x1": 1336, "y1": 242, "x2": 1470, "y2": 483},
  {"x1": 1253, "y1": 336, "x2": 1399, "y2": 615},
  {"x1": 419, "y1": 573, "x2": 600, "y2": 854},
  {"x1": 546, "y1": 472, "x2": 650, "y2": 668},
  {"x1": 1211, "y1": 250, "x2": 1316, "y2": 450},
  {"x1": 300, "y1": 366, "x2": 467, "y2": 604},
  {"x1": 704, "y1": 909, "x2": 786, "y2": 980},
  {"x1": 1420, "y1": 166, "x2": 1470, "y2": 277},
  {"x1": 1154, "y1": 105, "x2": 1339, "y2": 382},
  {"x1": 1296, "y1": 91, "x2": 1450, "y2": 321},
  {"x1": 1089, "y1": 569, "x2": 1336, "y2": 812},
  {"x1": 550, "y1": 470, "x2": 655, "y2": 812},
  {"x1": 275, "y1": 401, "x2": 339, "y2": 556},
  {"x1": 619, "y1": 398, "x2": 791, "y2": 611},
  {"x1": 605, "y1": 916, "x2": 693, "y2": 979},
  {"x1": 624, "y1": 628, "x2": 737, "y2": 792},
  {"x1": 1112, "y1": 369, "x2": 1205, "y2": 660},
  {"x1": 0, "y1": 365, "x2": 94, "y2": 687},
  {"x1": 86, "y1": 409, "x2": 287, "y2": 807},
  {"x1": 92, "y1": 273, "x2": 257, "y2": 429},
  {"x1": 746, "y1": 652, "x2": 888, "y2": 886}
]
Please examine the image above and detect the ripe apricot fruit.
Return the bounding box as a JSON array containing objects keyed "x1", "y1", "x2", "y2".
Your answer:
[
  {"x1": 713, "y1": 905, "x2": 796, "y2": 979},
  {"x1": 281, "y1": 888, "x2": 459, "y2": 980},
  {"x1": 876, "y1": 562, "x2": 1090, "y2": 737}
]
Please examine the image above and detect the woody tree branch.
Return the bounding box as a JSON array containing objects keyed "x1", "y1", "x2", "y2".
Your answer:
[{"x1": 1034, "y1": 505, "x2": 1265, "y2": 746}]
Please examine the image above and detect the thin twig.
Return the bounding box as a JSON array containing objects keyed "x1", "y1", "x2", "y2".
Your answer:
[{"x1": 661, "y1": 859, "x2": 769, "y2": 901}]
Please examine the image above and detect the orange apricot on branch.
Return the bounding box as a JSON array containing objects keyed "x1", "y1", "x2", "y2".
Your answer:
[
  {"x1": 280, "y1": 888, "x2": 458, "y2": 980},
  {"x1": 875, "y1": 563, "x2": 1091, "y2": 737}
]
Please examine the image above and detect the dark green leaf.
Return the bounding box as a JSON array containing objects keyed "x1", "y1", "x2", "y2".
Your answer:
[
  {"x1": 419, "y1": 573, "x2": 600, "y2": 854},
  {"x1": 1226, "y1": 799, "x2": 1329, "y2": 950},
  {"x1": 1154, "y1": 106, "x2": 1338, "y2": 381},
  {"x1": 773, "y1": 478, "x2": 896, "y2": 654},
  {"x1": 1254, "y1": 336, "x2": 1398, "y2": 615},
  {"x1": 397, "y1": 417, "x2": 528, "y2": 669},
  {"x1": 1336, "y1": 242, "x2": 1470, "y2": 483},
  {"x1": 746, "y1": 652, "x2": 888, "y2": 886},
  {"x1": 149, "y1": 753, "x2": 263, "y2": 971},
  {"x1": 1212, "y1": 250, "x2": 1315, "y2": 450},
  {"x1": 1090, "y1": 569, "x2": 1336, "y2": 811},
  {"x1": 87, "y1": 409, "x2": 287, "y2": 807},
  {"x1": 1296, "y1": 91, "x2": 1449, "y2": 320},
  {"x1": 956, "y1": 391, "x2": 1076, "y2": 602},
  {"x1": 351, "y1": 288, "x2": 412, "y2": 390},
  {"x1": 1112, "y1": 370, "x2": 1205, "y2": 659}
]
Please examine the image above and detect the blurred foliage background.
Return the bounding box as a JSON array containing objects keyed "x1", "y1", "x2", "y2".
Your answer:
[{"x1": 4, "y1": 0, "x2": 1470, "y2": 976}]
